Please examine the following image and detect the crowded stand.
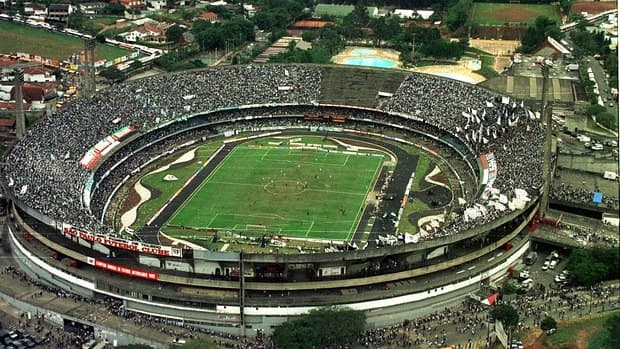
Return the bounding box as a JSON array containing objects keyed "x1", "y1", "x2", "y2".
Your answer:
[
  {"x1": 382, "y1": 74, "x2": 544, "y2": 239},
  {"x1": 3, "y1": 65, "x2": 544, "y2": 246},
  {"x1": 4, "y1": 65, "x2": 321, "y2": 236},
  {"x1": 550, "y1": 183, "x2": 619, "y2": 210}
]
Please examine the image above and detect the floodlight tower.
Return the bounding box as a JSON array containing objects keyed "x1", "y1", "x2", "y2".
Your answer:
[
  {"x1": 1, "y1": 61, "x2": 40, "y2": 139},
  {"x1": 81, "y1": 38, "x2": 97, "y2": 98},
  {"x1": 14, "y1": 69, "x2": 26, "y2": 140},
  {"x1": 539, "y1": 62, "x2": 553, "y2": 217}
]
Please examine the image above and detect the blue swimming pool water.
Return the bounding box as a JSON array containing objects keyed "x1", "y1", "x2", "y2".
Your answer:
[
  {"x1": 343, "y1": 57, "x2": 398, "y2": 68},
  {"x1": 350, "y1": 48, "x2": 377, "y2": 55}
]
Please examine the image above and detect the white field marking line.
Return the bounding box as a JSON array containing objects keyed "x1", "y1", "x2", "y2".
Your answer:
[
  {"x1": 205, "y1": 213, "x2": 218, "y2": 227},
  {"x1": 305, "y1": 220, "x2": 315, "y2": 237},
  {"x1": 343, "y1": 155, "x2": 350, "y2": 167},
  {"x1": 209, "y1": 180, "x2": 366, "y2": 196},
  {"x1": 261, "y1": 149, "x2": 270, "y2": 161},
  {"x1": 167, "y1": 145, "x2": 236, "y2": 224},
  {"x1": 345, "y1": 157, "x2": 384, "y2": 242}
]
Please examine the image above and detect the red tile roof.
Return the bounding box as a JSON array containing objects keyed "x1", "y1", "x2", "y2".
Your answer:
[
  {"x1": 199, "y1": 11, "x2": 218, "y2": 21},
  {"x1": 0, "y1": 118, "x2": 15, "y2": 127}
]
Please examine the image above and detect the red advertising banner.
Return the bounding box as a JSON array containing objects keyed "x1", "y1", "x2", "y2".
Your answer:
[{"x1": 93, "y1": 258, "x2": 158, "y2": 281}]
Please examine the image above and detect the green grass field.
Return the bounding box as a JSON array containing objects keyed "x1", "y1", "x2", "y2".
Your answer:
[
  {"x1": 0, "y1": 22, "x2": 129, "y2": 61},
  {"x1": 545, "y1": 311, "x2": 619, "y2": 348},
  {"x1": 167, "y1": 140, "x2": 385, "y2": 241},
  {"x1": 470, "y1": 3, "x2": 560, "y2": 26},
  {"x1": 126, "y1": 142, "x2": 222, "y2": 229}
]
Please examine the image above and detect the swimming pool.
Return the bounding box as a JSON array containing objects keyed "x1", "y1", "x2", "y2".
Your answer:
[
  {"x1": 350, "y1": 48, "x2": 377, "y2": 55},
  {"x1": 343, "y1": 57, "x2": 398, "y2": 69}
]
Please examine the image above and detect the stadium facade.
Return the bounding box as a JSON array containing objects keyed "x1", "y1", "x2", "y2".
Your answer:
[{"x1": 3, "y1": 65, "x2": 543, "y2": 338}]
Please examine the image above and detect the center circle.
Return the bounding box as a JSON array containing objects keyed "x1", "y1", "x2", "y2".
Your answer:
[{"x1": 263, "y1": 179, "x2": 307, "y2": 195}]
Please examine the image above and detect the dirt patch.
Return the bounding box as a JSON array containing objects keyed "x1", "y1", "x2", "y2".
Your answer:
[
  {"x1": 574, "y1": 327, "x2": 598, "y2": 349},
  {"x1": 570, "y1": 1, "x2": 617, "y2": 15},
  {"x1": 478, "y1": 6, "x2": 540, "y2": 23},
  {"x1": 471, "y1": 26, "x2": 528, "y2": 40},
  {"x1": 469, "y1": 39, "x2": 521, "y2": 56},
  {"x1": 428, "y1": 171, "x2": 448, "y2": 187},
  {"x1": 117, "y1": 183, "x2": 162, "y2": 221},
  {"x1": 119, "y1": 187, "x2": 141, "y2": 217}
]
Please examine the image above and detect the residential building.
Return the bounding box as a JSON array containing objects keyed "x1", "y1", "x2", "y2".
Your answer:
[
  {"x1": 197, "y1": 11, "x2": 218, "y2": 23},
  {"x1": 117, "y1": 0, "x2": 146, "y2": 10},
  {"x1": 120, "y1": 21, "x2": 169, "y2": 43},
  {"x1": 23, "y1": 2, "x2": 48, "y2": 17},
  {"x1": 79, "y1": 2, "x2": 107, "y2": 15},
  {"x1": 47, "y1": 3, "x2": 73, "y2": 22},
  {"x1": 23, "y1": 67, "x2": 56, "y2": 83}
]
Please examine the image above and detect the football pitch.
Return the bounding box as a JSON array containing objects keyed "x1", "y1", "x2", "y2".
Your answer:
[{"x1": 167, "y1": 143, "x2": 385, "y2": 241}]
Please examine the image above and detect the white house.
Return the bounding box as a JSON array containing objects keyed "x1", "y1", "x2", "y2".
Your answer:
[
  {"x1": 393, "y1": 9, "x2": 415, "y2": 18},
  {"x1": 23, "y1": 67, "x2": 56, "y2": 83},
  {"x1": 147, "y1": 0, "x2": 166, "y2": 10},
  {"x1": 416, "y1": 10, "x2": 434, "y2": 20}
]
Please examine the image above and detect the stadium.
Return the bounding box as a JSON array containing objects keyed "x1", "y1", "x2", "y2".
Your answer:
[{"x1": 2, "y1": 64, "x2": 544, "y2": 339}]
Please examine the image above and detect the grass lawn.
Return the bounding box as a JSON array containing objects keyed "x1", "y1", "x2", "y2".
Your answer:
[
  {"x1": 128, "y1": 142, "x2": 223, "y2": 229},
  {"x1": 91, "y1": 16, "x2": 122, "y2": 26},
  {"x1": 0, "y1": 21, "x2": 129, "y2": 61},
  {"x1": 412, "y1": 156, "x2": 430, "y2": 191},
  {"x1": 470, "y1": 3, "x2": 560, "y2": 26},
  {"x1": 398, "y1": 198, "x2": 430, "y2": 234},
  {"x1": 167, "y1": 137, "x2": 385, "y2": 241},
  {"x1": 545, "y1": 311, "x2": 619, "y2": 348}
]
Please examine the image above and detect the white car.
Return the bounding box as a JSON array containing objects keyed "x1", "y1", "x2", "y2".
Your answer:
[
  {"x1": 542, "y1": 260, "x2": 550, "y2": 271},
  {"x1": 549, "y1": 260, "x2": 558, "y2": 270}
]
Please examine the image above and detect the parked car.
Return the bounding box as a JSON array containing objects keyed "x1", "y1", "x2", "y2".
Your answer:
[
  {"x1": 549, "y1": 260, "x2": 558, "y2": 270},
  {"x1": 542, "y1": 260, "x2": 550, "y2": 271}
]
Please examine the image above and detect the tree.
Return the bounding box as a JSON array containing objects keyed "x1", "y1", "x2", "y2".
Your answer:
[
  {"x1": 595, "y1": 112, "x2": 617, "y2": 130},
  {"x1": 95, "y1": 34, "x2": 106, "y2": 43},
  {"x1": 541, "y1": 316, "x2": 557, "y2": 331},
  {"x1": 560, "y1": 0, "x2": 573, "y2": 14},
  {"x1": 301, "y1": 30, "x2": 317, "y2": 43},
  {"x1": 586, "y1": 104, "x2": 606, "y2": 116},
  {"x1": 103, "y1": 2, "x2": 125, "y2": 15},
  {"x1": 490, "y1": 304, "x2": 519, "y2": 328},
  {"x1": 272, "y1": 307, "x2": 366, "y2": 349},
  {"x1": 445, "y1": 0, "x2": 472, "y2": 31},
  {"x1": 565, "y1": 249, "x2": 608, "y2": 286},
  {"x1": 67, "y1": 10, "x2": 86, "y2": 30},
  {"x1": 99, "y1": 67, "x2": 124, "y2": 82},
  {"x1": 603, "y1": 315, "x2": 620, "y2": 349},
  {"x1": 272, "y1": 318, "x2": 318, "y2": 349},
  {"x1": 166, "y1": 24, "x2": 185, "y2": 43},
  {"x1": 345, "y1": 0, "x2": 370, "y2": 27},
  {"x1": 503, "y1": 280, "x2": 517, "y2": 295},
  {"x1": 520, "y1": 16, "x2": 562, "y2": 53}
]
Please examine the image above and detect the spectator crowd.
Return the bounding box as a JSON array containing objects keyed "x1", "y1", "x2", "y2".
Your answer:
[{"x1": 4, "y1": 65, "x2": 546, "y2": 244}]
